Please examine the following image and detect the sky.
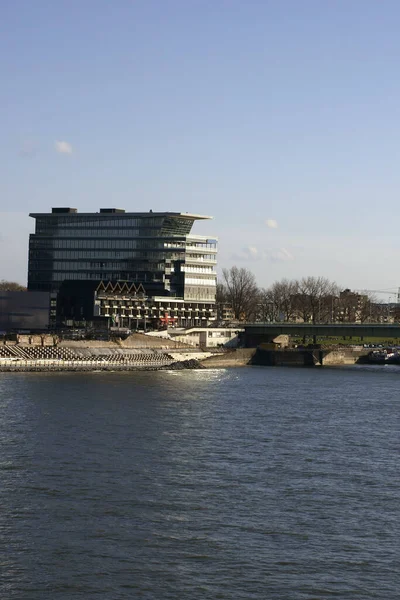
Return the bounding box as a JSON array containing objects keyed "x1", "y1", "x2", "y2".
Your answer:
[{"x1": 1, "y1": 0, "x2": 400, "y2": 300}]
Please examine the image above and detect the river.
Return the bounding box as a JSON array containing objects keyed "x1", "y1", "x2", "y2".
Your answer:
[{"x1": 0, "y1": 365, "x2": 399, "y2": 599}]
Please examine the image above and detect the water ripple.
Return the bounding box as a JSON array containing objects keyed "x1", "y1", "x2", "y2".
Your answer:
[{"x1": 0, "y1": 367, "x2": 399, "y2": 599}]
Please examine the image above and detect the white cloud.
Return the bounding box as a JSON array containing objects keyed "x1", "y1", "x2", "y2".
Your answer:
[
  {"x1": 245, "y1": 246, "x2": 259, "y2": 258},
  {"x1": 231, "y1": 246, "x2": 262, "y2": 261},
  {"x1": 55, "y1": 140, "x2": 73, "y2": 154},
  {"x1": 270, "y1": 247, "x2": 294, "y2": 262},
  {"x1": 266, "y1": 219, "x2": 278, "y2": 229},
  {"x1": 231, "y1": 246, "x2": 259, "y2": 262},
  {"x1": 230, "y1": 245, "x2": 294, "y2": 263}
]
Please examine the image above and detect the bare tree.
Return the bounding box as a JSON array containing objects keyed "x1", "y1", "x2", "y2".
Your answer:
[
  {"x1": 258, "y1": 280, "x2": 298, "y2": 322},
  {"x1": 270, "y1": 279, "x2": 299, "y2": 321},
  {"x1": 295, "y1": 276, "x2": 340, "y2": 323},
  {"x1": 216, "y1": 281, "x2": 230, "y2": 323},
  {"x1": 216, "y1": 282, "x2": 228, "y2": 304},
  {"x1": 258, "y1": 288, "x2": 279, "y2": 322},
  {"x1": 222, "y1": 266, "x2": 259, "y2": 321},
  {"x1": 0, "y1": 280, "x2": 27, "y2": 291}
]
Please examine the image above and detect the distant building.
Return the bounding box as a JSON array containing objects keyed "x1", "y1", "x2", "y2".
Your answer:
[
  {"x1": 337, "y1": 289, "x2": 369, "y2": 323},
  {"x1": 28, "y1": 207, "x2": 218, "y2": 328},
  {"x1": 168, "y1": 327, "x2": 243, "y2": 348},
  {"x1": 0, "y1": 291, "x2": 52, "y2": 332},
  {"x1": 216, "y1": 302, "x2": 235, "y2": 323}
]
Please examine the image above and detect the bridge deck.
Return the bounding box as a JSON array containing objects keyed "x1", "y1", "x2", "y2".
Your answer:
[{"x1": 244, "y1": 323, "x2": 400, "y2": 338}]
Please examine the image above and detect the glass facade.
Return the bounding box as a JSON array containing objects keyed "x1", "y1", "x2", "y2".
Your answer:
[{"x1": 28, "y1": 210, "x2": 217, "y2": 308}]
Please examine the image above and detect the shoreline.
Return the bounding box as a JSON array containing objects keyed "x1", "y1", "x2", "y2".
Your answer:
[
  {"x1": 0, "y1": 346, "x2": 381, "y2": 371},
  {"x1": 0, "y1": 358, "x2": 206, "y2": 373},
  {"x1": 0, "y1": 358, "x2": 391, "y2": 373},
  {"x1": 0, "y1": 358, "x2": 206, "y2": 372}
]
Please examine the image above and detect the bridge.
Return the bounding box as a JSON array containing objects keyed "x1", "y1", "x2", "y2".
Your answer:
[{"x1": 244, "y1": 323, "x2": 400, "y2": 346}]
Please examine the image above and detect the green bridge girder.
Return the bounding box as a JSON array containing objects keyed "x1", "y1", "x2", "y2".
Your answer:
[{"x1": 244, "y1": 323, "x2": 400, "y2": 338}]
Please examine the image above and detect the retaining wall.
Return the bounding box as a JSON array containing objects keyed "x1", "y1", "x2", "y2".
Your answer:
[{"x1": 200, "y1": 349, "x2": 256, "y2": 367}]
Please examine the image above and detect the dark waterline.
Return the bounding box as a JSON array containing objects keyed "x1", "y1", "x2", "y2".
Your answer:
[{"x1": 0, "y1": 366, "x2": 399, "y2": 599}]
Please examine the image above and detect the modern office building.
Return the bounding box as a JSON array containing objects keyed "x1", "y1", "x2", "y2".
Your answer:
[{"x1": 28, "y1": 208, "x2": 217, "y2": 328}]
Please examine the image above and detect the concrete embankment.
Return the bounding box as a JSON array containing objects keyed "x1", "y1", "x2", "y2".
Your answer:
[
  {"x1": 200, "y1": 349, "x2": 257, "y2": 367},
  {"x1": 321, "y1": 348, "x2": 370, "y2": 365},
  {"x1": 0, "y1": 332, "x2": 207, "y2": 372},
  {"x1": 199, "y1": 347, "x2": 372, "y2": 368},
  {"x1": 0, "y1": 338, "x2": 373, "y2": 372},
  {"x1": 59, "y1": 334, "x2": 190, "y2": 350},
  {"x1": 250, "y1": 347, "x2": 371, "y2": 367},
  {"x1": 0, "y1": 359, "x2": 205, "y2": 372},
  {"x1": 0, "y1": 344, "x2": 216, "y2": 372},
  {"x1": 0, "y1": 349, "x2": 251, "y2": 372}
]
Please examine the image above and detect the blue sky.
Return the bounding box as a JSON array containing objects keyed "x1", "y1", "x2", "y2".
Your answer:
[{"x1": 1, "y1": 0, "x2": 400, "y2": 298}]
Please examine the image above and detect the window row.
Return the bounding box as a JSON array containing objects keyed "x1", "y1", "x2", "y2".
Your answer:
[
  {"x1": 47, "y1": 272, "x2": 165, "y2": 282},
  {"x1": 185, "y1": 254, "x2": 216, "y2": 261},
  {"x1": 34, "y1": 228, "x2": 174, "y2": 238},
  {"x1": 36, "y1": 217, "x2": 164, "y2": 228},
  {"x1": 181, "y1": 266, "x2": 215, "y2": 274},
  {"x1": 184, "y1": 277, "x2": 216, "y2": 286},
  {"x1": 29, "y1": 250, "x2": 185, "y2": 261},
  {"x1": 186, "y1": 242, "x2": 217, "y2": 250},
  {"x1": 184, "y1": 286, "x2": 216, "y2": 300},
  {"x1": 163, "y1": 242, "x2": 187, "y2": 248},
  {"x1": 30, "y1": 238, "x2": 188, "y2": 250},
  {"x1": 29, "y1": 262, "x2": 166, "y2": 273},
  {"x1": 50, "y1": 262, "x2": 165, "y2": 271}
]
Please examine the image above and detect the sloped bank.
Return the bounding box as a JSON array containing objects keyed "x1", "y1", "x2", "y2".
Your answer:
[
  {"x1": 0, "y1": 344, "x2": 374, "y2": 372},
  {"x1": 160, "y1": 359, "x2": 205, "y2": 370},
  {"x1": 0, "y1": 349, "x2": 213, "y2": 372},
  {"x1": 199, "y1": 349, "x2": 257, "y2": 367},
  {"x1": 0, "y1": 358, "x2": 205, "y2": 372}
]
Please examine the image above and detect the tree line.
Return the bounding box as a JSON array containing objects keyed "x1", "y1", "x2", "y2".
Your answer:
[
  {"x1": 218, "y1": 267, "x2": 387, "y2": 323},
  {"x1": 0, "y1": 274, "x2": 389, "y2": 324},
  {"x1": 0, "y1": 280, "x2": 27, "y2": 291}
]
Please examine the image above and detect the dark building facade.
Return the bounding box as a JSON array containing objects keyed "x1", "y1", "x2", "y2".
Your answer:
[
  {"x1": 0, "y1": 291, "x2": 52, "y2": 332},
  {"x1": 28, "y1": 208, "x2": 217, "y2": 327},
  {"x1": 56, "y1": 280, "x2": 146, "y2": 329}
]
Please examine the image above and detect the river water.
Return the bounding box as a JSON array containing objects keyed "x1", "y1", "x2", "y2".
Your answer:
[{"x1": 0, "y1": 365, "x2": 399, "y2": 599}]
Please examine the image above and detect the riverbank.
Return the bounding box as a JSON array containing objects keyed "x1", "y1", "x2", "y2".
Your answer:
[
  {"x1": 0, "y1": 343, "x2": 376, "y2": 372},
  {"x1": 0, "y1": 339, "x2": 216, "y2": 372},
  {"x1": 0, "y1": 358, "x2": 206, "y2": 372}
]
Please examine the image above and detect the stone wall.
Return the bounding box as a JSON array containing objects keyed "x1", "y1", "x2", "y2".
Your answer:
[
  {"x1": 200, "y1": 349, "x2": 256, "y2": 367},
  {"x1": 322, "y1": 349, "x2": 369, "y2": 365},
  {"x1": 58, "y1": 333, "x2": 190, "y2": 350}
]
